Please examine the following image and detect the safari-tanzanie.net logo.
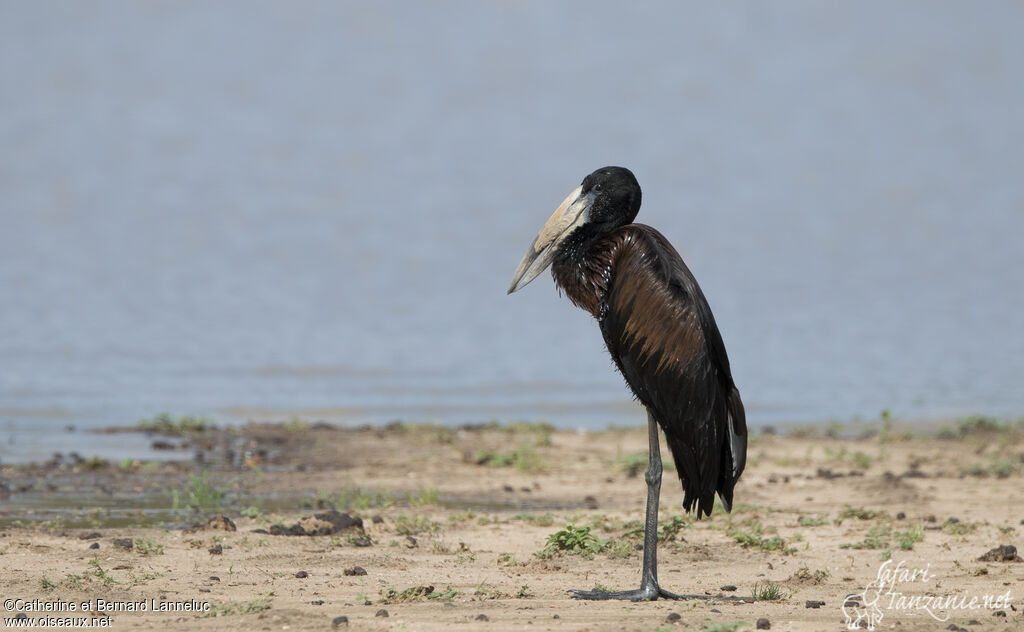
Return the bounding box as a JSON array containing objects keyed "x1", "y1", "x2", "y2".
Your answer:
[{"x1": 842, "y1": 559, "x2": 1013, "y2": 630}]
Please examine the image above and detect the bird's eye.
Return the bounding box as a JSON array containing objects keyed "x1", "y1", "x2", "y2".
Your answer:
[{"x1": 593, "y1": 183, "x2": 603, "y2": 192}]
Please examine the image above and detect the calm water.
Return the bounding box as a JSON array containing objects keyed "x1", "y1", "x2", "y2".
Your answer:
[{"x1": 2, "y1": 2, "x2": 1023, "y2": 463}]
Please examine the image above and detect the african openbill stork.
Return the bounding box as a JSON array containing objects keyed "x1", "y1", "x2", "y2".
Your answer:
[{"x1": 507, "y1": 166, "x2": 747, "y2": 601}]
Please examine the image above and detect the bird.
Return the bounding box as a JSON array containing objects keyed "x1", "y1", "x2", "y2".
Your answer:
[{"x1": 507, "y1": 166, "x2": 746, "y2": 601}]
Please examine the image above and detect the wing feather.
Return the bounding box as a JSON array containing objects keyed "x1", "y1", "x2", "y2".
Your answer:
[{"x1": 597, "y1": 225, "x2": 746, "y2": 518}]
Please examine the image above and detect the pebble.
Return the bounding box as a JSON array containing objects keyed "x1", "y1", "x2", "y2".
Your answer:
[
  {"x1": 405, "y1": 535, "x2": 418, "y2": 548},
  {"x1": 756, "y1": 618, "x2": 770, "y2": 629},
  {"x1": 344, "y1": 566, "x2": 367, "y2": 576},
  {"x1": 89, "y1": 542, "x2": 99, "y2": 549},
  {"x1": 475, "y1": 614, "x2": 489, "y2": 621},
  {"x1": 208, "y1": 576, "x2": 220, "y2": 582},
  {"x1": 111, "y1": 538, "x2": 133, "y2": 550},
  {"x1": 310, "y1": 600, "x2": 324, "y2": 606},
  {"x1": 208, "y1": 544, "x2": 223, "y2": 555},
  {"x1": 375, "y1": 609, "x2": 389, "y2": 618},
  {"x1": 331, "y1": 615, "x2": 348, "y2": 627},
  {"x1": 372, "y1": 515, "x2": 384, "y2": 524},
  {"x1": 295, "y1": 570, "x2": 309, "y2": 578},
  {"x1": 666, "y1": 613, "x2": 681, "y2": 622},
  {"x1": 805, "y1": 600, "x2": 825, "y2": 608},
  {"x1": 720, "y1": 585, "x2": 737, "y2": 592},
  {"x1": 896, "y1": 512, "x2": 906, "y2": 520}
]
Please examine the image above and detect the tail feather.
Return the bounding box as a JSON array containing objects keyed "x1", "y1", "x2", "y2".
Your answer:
[
  {"x1": 664, "y1": 386, "x2": 747, "y2": 519},
  {"x1": 716, "y1": 386, "x2": 747, "y2": 512}
]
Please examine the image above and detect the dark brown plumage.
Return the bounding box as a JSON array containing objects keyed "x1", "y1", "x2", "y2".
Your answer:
[
  {"x1": 554, "y1": 224, "x2": 746, "y2": 517},
  {"x1": 508, "y1": 166, "x2": 746, "y2": 600}
]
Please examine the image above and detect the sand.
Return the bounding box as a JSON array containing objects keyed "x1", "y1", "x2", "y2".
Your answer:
[{"x1": 1, "y1": 419, "x2": 1022, "y2": 631}]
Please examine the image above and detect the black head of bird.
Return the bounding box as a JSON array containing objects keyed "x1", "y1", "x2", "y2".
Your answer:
[
  {"x1": 508, "y1": 166, "x2": 747, "y2": 602},
  {"x1": 507, "y1": 167, "x2": 641, "y2": 295}
]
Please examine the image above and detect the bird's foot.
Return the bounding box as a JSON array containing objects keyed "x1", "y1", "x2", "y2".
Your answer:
[{"x1": 569, "y1": 585, "x2": 686, "y2": 601}]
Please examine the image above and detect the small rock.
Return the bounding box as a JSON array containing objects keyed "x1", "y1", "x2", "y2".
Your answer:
[
  {"x1": 14, "y1": 614, "x2": 28, "y2": 621},
  {"x1": 208, "y1": 576, "x2": 220, "y2": 582},
  {"x1": 272, "y1": 511, "x2": 364, "y2": 537},
  {"x1": 311, "y1": 600, "x2": 324, "y2": 605},
  {"x1": 375, "y1": 609, "x2": 389, "y2": 618},
  {"x1": 720, "y1": 585, "x2": 737, "y2": 592},
  {"x1": 89, "y1": 542, "x2": 99, "y2": 549},
  {"x1": 666, "y1": 612, "x2": 682, "y2": 622},
  {"x1": 978, "y1": 545, "x2": 1022, "y2": 562},
  {"x1": 295, "y1": 570, "x2": 309, "y2": 578},
  {"x1": 208, "y1": 544, "x2": 223, "y2": 555},
  {"x1": 475, "y1": 614, "x2": 489, "y2": 621},
  {"x1": 332, "y1": 615, "x2": 348, "y2": 627},
  {"x1": 709, "y1": 608, "x2": 722, "y2": 614},
  {"x1": 756, "y1": 618, "x2": 771, "y2": 630},
  {"x1": 78, "y1": 532, "x2": 102, "y2": 540},
  {"x1": 363, "y1": 600, "x2": 372, "y2": 606},
  {"x1": 993, "y1": 610, "x2": 1006, "y2": 618},
  {"x1": 405, "y1": 535, "x2": 418, "y2": 548},
  {"x1": 805, "y1": 600, "x2": 825, "y2": 608},
  {"x1": 208, "y1": 513, "x2": 237, "y2": 532},
  {"x1": 582, "y1": 495, "x2": 599, "y2": 509},
  {"x1": 503, "y1": 484, "x2": 515, "y2": 492},
  {"x1": 344, "y1": 566, "x2": 367, "y2": 576},
  {"x1": 372, "y1": 515, "x2": 384, "y2": 524},
  {"x1": 925, "y1": 515, "x2": 937, "y2": 523},
  {"x1": 553, "y1": 614, "x2": 559, "y2": 619},
  {"x1": 896, "y1": 512, "x2": 906, "y2": 520},
  {"x1": 111, "y1": 538, "x2": 133, "y2": 550},
  {"x1": 350, "y1": 536, "x2": 372, "y2": 547}
]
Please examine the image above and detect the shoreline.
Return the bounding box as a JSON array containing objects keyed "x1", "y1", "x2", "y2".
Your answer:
[{"x1": 1, "y1": 419, "x2": 1021, "y2": 630}]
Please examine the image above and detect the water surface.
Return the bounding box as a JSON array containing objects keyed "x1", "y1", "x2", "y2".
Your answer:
[{"x1": 2, "y1": 2, "x2": 1023, "y2": 462}]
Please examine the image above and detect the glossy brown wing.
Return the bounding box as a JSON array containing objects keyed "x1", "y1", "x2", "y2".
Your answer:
[{"x1": 597, "y1": 224, "x2": 746, "y2": 518}]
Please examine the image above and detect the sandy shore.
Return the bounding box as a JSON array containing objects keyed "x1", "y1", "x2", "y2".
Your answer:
[{"x1": 1, "y1": 418, "x2": 1022, "y2": 631}]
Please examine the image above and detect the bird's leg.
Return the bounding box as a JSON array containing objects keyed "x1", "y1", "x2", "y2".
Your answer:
[{"x1": 570, "y1": 412, "x2": 682, "y2": 601}]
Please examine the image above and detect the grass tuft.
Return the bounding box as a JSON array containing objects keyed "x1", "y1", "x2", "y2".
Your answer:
[{"x1": 751, "y1": 580, "x2": 789, "y2": 601}]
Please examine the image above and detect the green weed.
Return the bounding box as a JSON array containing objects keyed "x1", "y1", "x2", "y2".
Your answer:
[
  {"x1": 394, "y1": 515, "x2": 439, "y2": 536},
  {"x1": 134, "y1": 537, "x2": 164, "y2": 556},
  {"x1": 840, "y1": 525, "x2": 892, "y2": 550},
  {"x1": 751, "y1": 580, "x2": 788, "y2": 601},
  {"x1": 537, "y1": 525, "x2": 606, "y2": 558},
  {"x1": 138, "y1": 413, "x2": 211, "y2": 434},
  {"x1": 798, "y1": 515, "x2": 829, "y2": 527},
  {"x1": 895, "y1": 525, "x2": 924, "y2": 550},
  {"x1": 205, "y1": 599, "x2": 272, "y2": 617}
]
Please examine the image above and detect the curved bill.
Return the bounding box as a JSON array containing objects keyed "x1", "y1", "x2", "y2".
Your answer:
[{"x1": 507, "y1": 186, "x2": 589, "y2": 294}]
